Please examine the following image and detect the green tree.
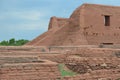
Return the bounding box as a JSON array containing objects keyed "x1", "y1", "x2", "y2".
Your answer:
[
  {"x1": 0, "y1": 40, "x2": 9, "y2": 46},
  {"x1": 0, "y1": 38, "x2": 29, "y2": 46},
  {"x1": 9, "y1": 38, "x2": 15, "y2": 45},
  {"x1": 15, "y1": 39, "x2": 29, "y2": 46}
]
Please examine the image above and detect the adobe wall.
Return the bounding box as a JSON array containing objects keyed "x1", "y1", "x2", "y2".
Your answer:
[
  {"x1": 0, "y1": 46, "x2": 120, "y2": 79},
  {"x1": 82, "y1": 4, "x2": 120, "y2": 45},
  {"x1": 0, "y1": 47, "x2": 62, "y2": 80},
  {"x1": 65, "y1": 56, "x2": 120, "y2": 73},
  {"x1": 70, "y1": 4, "x2": 85, "y2": 28},
  {"x1": 38, "y1": 53, "x2": 66, "y2": 63},
  {"x1": 47, "y1": 45, "x2": 99, "y2": 52},
  {"x1": 39, "y1": 47, "x2": 120, "y2": 63},
  {"x1": 66, "y1": 48, "x2": 120, "y2": 57},
  {"x1": 63, "y1": 48, "x2": 120, "y2": 80},
  {"x1": 26, "y1": 4, "x2": 120, "y2": 46},
  {"x1": 0, "y1": 46, "x2": 120, "y2": 63},
  {"x1": 0, "y1": 60, "x2": 61, "y2": 80},
  {"x1": 63, "y1": 70, "x2": 120, "y2": 80},
  {"x1": 48, "y1": 16, "x2": 69, "y2": 30},
  {"x1": 0, "y1": 46, "x2": 49, "y2": 52}
]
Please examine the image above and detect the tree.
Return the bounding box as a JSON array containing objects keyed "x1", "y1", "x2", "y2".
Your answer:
[
  {"x1": 0, "y1": 38, "x2": 29, "y2": 46},
  {"x1": 15, "y1": 39, "x2": 29, "y2": 46},
  {"x1": 9, "y1": 38, "x2": 15, "y2": 45},
  {"x1": 0, "y1": 40, "x2": 9, "y2": 46}
]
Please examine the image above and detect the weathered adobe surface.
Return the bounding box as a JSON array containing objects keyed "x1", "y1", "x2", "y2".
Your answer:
[
  {"x1": 63, "y1": 71, "x2": 120, "y2": 80},
  {"x1": 25, "y1": 3, "x2": 87, "y2": 46},
  {"x1": 0, "y1": 47, "x2": 120, "y2": 79},
  {"x1": 63, "y1": 48, "x2": 120, "y2": 80},
  {"x1": 0, "y1": 47, "x2": 62, "y2": 80},
  {"x1": 26, "y1": 3, "x2": 120, "y2": 46},
  {"x1": 66, "y1": 56, "x2": 120, "y2": 73},
  {"x1": 0, "y1": 57, "x2": 61, "y2": 80},
  {"x1": 0, "y1": 46, "x2": 49, "y2": 52}
]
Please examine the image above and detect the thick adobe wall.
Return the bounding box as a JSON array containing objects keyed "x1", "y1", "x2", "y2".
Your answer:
[
  {"x1": 48, "y1": 16, "x2": 69, "y2": 30},
  {"x1": 26, "y1": 16, "x2": 69, "y2": 46},
  {"x1": 38, "y1": 53, "x2": 66, "y2": 63},
  {"x1": 0, "y1": 58, "x2": 61, "y2": 80},
  {"x1": 66, "y1": 56, "x2": 120, "y2": 73},
  {"x1": 53, "y1": 4, "x2": 88, "y2": 45},
  {"x1": 26, "y1": 4, "x2": 89, "y2": 46},
  {"x1": 82, "y1": 4, "x2": 120, "y2": 45},
  {"x1": 65, "y1": 48, "x2": 120, "y2": 58},
  {"x1": 63, "y1": 69, "x2": 120, "y2": 80},
  {"x1": 0, "y1": 46, "x2": 49, "y2": 52},
  {"x1": 63, "y1": 48, "x2": 120, "y2": 80},
  {"x1": 26, "y1": 3, "x2": 120, "y2": 46},
  {"x1": 70, "y1": 4, "x2": 85, "y2": 28}
]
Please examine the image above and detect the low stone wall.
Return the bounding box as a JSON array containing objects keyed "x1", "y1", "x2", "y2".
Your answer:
[
  {"x1": 0, "y1": 51, "x2": 66, "y2": 63},
  {"x1": 0, "y1": 46, "x2": 120, "y2": 80},
  {"x1": 63, "y1": 70, "x2": 120, "y2": 80},
  {"x1": 48, "y1": 45, "x2": 99, "y2": 52},
  {"x1": 63, "y1": 48, "x2": 120, "y2": 80},
  {"x1": 0, "y1": 56, "x2": 40, "y2": 65},
  {"x1": 0, "y1": 60, "x2": 61, "y2": 80},
  {"x1": 66, "y1": 48, "x2": 120, "y2": 57},
  {"x1": 0, "y1": 51, "x2": 58, "y2": 57},
  {"x1": 38, "y1": 53, "x2": 67, "y2": 63},
  {"x1": 0, "y1": 46, "x2": 48, "y2": 52},
  {"x1": 65, "y1": 56, "x2": 120, "y2": 73}
]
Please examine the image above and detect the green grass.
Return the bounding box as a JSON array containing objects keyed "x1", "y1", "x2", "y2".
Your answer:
[{"x1": 58, "y1": 64, "x2": 77, "y2": 77}]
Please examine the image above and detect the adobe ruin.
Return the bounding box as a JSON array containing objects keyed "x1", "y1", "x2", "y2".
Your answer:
[
  {"x1": 0, "y1": 3, "x2": 120, "y2": 80},
  {"x1": 26, "y1": 3, "x2": 120, "y2": 46}
]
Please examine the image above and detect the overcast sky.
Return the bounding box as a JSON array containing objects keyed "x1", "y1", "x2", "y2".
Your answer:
[{"x1": 0, "y1": 0, "x2": 120, "y2": 41}]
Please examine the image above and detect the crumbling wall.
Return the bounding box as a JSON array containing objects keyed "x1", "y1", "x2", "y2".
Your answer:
[
  {"x1": 0, "y1": 47, "x2": 61, "y2": 80},
  {"x1": 0, "y1": 46, "x2": 120, "y2": 80},
  {"x1": 63, "y1": 48, "x2": 120, "y2": 80},
  {"x1": 48, "y1": 16, "x2": 69, "y2": 30},
  {"x1": 65, "y1": 56, "x2": 120, "y2": 74},
  {"x1": 25, "y1": 4, "x2": 88, "y2": 46},
  {"x1": 26, "y1": 4, "x2": 120, "y2": 46},
  {"x1": 0, "y1": 46, "x2": 48, "y2": 52},
  {"x1": 38, "y1": 53, "x2": 66, "y2": 63},
  {"x1": 63, "y1": 70, "x2": 120, "y2": 80},
  {"x1": 0, "y1": 62, "x2": 61, "y2": 80},
  {"x1": 0, "y1": 55, "x2": 61, "y2": 80}
]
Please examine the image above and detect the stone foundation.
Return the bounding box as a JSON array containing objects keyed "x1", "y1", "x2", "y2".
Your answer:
[
  {"x1": 0, "y1": 46, "x2": 120, "y2": 80},
  {"x1": 0, "y1": 60, "x2": 61, "y2": 80}
]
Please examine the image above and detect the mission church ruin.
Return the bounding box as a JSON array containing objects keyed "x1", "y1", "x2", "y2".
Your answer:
[
  {"x1": 0, "y1": 3, "x2": 120, "y2": 80},
  {"x1": 27, "y1": 3, "x2": 120, "y2": 46}
]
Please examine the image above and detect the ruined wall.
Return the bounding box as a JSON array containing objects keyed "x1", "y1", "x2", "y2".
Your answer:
[
  {"x1": 63, "y1": 70, "x2": 120, "y2": 80},
  {"x1": 26, "y1": 4, "x2": 120, "y2": 46},
  {"x1": 0, "y1": 46, "x2": 48, "y2": 52},
  {"x1": 0, "y1": 53, "x2": 61, "y2": 80},
  {"x1": 62, "y1": 48, "x2": 120, "y2": 80},
  {"x1": 26, "y1": 4, "x2": 89, "y2": 46},
  {"x1": 0, "y1": 46, "x2": 120, "y2": 80},
  {"x1": 0, "y1": 62, "x2": 61, "y2": 80},
  {"x1": 63, "y1": 48, "x2": 120, "y2": 80},
  {"x1": 82, "y1": 4, "x2": 120, "y2": 45},
  {"x1": 70, "y1": 4, "x2": 85, "y2": 28},
  {"x1": 38, "y1": 53, "x2": 66, "y2": 63},
  {"x1": 48, "y1": 16, "x2": 69, "y2": 30},
  {"x1": 0, "y1": 47, "x2": 62, "y2": 80}
]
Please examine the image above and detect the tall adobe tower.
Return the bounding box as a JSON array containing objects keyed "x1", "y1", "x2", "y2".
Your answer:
[{"x1": 26, "y1": 3, "x2": 120, "y2": 46}]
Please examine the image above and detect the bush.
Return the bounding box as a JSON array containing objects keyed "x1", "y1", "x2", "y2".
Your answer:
[{"x1": 0, "y1": 38, "x2": 29, "y2": 46}]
